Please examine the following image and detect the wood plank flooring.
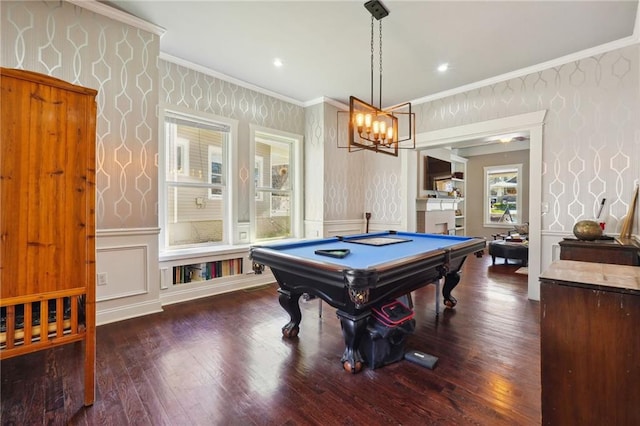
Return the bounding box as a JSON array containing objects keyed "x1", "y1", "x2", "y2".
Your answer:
[{"x1": 1, "y1": 253, "x2": 540, "y2": 425}]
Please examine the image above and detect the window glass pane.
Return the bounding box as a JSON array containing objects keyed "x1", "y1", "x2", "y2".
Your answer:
[
  {"x1": 256, "y1": 192, "x2": 291, "y2": 239},
  {"x1": 487, "y1": 169, "x2": 519, "y2": 224},
  {"x1": 165, "y1": 122, "x2": 225, "y2": 185},
  {"x1": 166, "y1": 186, "x2": 225, "y2": 245}
]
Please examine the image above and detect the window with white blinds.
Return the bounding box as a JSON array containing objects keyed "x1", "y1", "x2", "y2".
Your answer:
[{"x1": 162, "y1": 111, "x2": 231, "y2": 248}]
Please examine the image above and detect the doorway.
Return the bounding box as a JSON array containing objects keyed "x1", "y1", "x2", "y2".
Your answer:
[{"x1": 402, "y1": 110, "x2": 546, "y2": 300}]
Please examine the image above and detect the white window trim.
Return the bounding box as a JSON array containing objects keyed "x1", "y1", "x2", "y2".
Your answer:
[
  {"x1": 483, "y1": 163, "x2": 523, "y2": 228},
  {"x1": 158, "y1": 104, "x2": 238, "y2": 252},
  {"x1": 249, "y1": 124, "x2": 303, "y2": 242},
  {"x1": 208, "y1": 145, "x2": 223, "y2": 200},
  {"x1": 174, "y1": 138, "x2": 189, "y2": 176},
  {"x1": 254, "y1": 156, "x2": 264, "y2": 201}
]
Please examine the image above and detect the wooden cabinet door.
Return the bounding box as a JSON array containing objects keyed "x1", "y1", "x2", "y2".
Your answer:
[{"x1": 1, "y1": 68, "x2": 97, "y2": 298}]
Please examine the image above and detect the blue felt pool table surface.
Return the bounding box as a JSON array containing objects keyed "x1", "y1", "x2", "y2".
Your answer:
[{"x1": 258, "y1": 231, "x2": 476, "y2": 270}]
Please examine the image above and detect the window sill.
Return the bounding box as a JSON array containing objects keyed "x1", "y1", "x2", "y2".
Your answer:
[
  {"x1": 160, "y1": 244, "x2": 252, "y2": 262},
  {"x1": 484, "y1": 223, "x2": 521, "y2": 229},
  {"x1": 159, "y1": 237, "x2": 305, "y2": 262}
]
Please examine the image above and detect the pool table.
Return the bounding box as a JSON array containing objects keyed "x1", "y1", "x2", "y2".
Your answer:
[{"x1": 250, "y1": 230, "x2": 485, "y2": 373}]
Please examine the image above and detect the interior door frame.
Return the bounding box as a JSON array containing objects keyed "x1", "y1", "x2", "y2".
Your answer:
[{"x1": 401, "y1": 110, "x2": 547, "y2": 300}]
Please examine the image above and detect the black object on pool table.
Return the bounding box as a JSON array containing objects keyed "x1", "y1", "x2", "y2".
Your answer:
[
  {"x1": 344, "y1": 236, "x2": 412, "y2": 246},
  {"x1": 404, "y1": 350, "x2": 439, "y2": 370},
  {"x1": 315, "y1": 248, "x2": 350, "y2": 259}
]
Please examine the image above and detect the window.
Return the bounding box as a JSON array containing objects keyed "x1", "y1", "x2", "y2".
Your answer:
[
  {"x1": 484, "y1": 164, "x2": 523, "y2": 226},
  {"x1": 161, "y1": 110, "x2": 232, "y2": 249},
  {"x1": 252, "y1": 127, "x2": 302, "y2": 241}
]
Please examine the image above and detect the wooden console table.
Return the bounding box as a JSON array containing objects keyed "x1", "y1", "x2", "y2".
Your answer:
[
  {"x1": 540, "y1": 260, "x2": 640, "y2": 425},
  {"x1": 559, "y1": 237, "x2": 639, "y2": 265}
]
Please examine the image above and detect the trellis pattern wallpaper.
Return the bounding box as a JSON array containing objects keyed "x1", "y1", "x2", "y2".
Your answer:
[
  {"x1": 1, "y1": 0, "x2": 160, "y2": 229},
  {"x1": 365, "y1": 44, "x2": 640, "y2": 233},
  {"x1": 1, "y1": 0, "x2": 306, "y2": 229},
  {"x1": 363, "y1": 153, "x2": 403, "y2": 225},
  {"x1": 3, "y1": 1, "x2": 637, "y2": 235},
  {"x1": 323, "y1": 103, "x2": 364, "y2": 221}
]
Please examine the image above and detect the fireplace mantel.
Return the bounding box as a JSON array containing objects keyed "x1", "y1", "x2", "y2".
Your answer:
[{"x1": 416, "y1": 198, "x2": 456, "y2": 235}]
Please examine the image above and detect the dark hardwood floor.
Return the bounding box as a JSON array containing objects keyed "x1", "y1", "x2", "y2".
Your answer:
[{"x1": 1, "y1": 253, "x2": 540, "y2": 425}]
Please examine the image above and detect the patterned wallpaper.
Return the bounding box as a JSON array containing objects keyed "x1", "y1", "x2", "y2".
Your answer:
[
  {"x1": 1, "y1": 0, "x2": 305, "y2": 229},
  {"x1": 363, "y1": 152, "x2": 403, "y2": 225},
  {"x1": 365, "y1": 44, "x2": 640, "y2": 234},
  {"x1": 4, "y1": 1, "x2": 637, "y2": 235},
  {"x1": 323, "y1": 102, "x2": 364, "y2": 221},
  {"x1": 158, "y1": 59, "x2": 305, "y2": 223},
  {"x1": 1, "y1": 0, "x2": 160, "y2": 229}
]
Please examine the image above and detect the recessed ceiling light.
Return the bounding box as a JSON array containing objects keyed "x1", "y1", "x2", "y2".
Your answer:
[
  {"x1": 437, "y1": 63, "x2": 449, "y2": 73},
  {"x1": 273, "y1": 58, "x2": 283, "y2": 68}
]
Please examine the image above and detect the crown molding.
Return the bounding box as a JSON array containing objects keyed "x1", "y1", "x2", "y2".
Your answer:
[
  {"x1": 159, "y1": 53, "x2": 304, "y2": 107},
  {"x1": 410, "y1": 33, "x2": 640, "y2": 107},
  {"x1": 70, "y1": 0, "x2": 640, "y2": 109},
  {"x1": 304, "y1": 97, "x2": 348, "y2": 111},
  {"x1": 66, "y1": 0, "x2": 166, "y2": 36}
]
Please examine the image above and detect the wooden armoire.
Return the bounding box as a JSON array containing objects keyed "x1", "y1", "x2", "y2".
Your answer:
[{"x1": 0, "y1": 68, "x2": 97, "y2": 406}]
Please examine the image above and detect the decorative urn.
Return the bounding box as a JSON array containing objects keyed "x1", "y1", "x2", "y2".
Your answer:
[{"x1": 573, "y1": 220, "x2": 603, "y2": 241}]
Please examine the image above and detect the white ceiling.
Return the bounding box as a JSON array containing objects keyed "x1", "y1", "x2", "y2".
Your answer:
[{"x1": 104, "y1": 0, "x2": 639, "y2": 107}]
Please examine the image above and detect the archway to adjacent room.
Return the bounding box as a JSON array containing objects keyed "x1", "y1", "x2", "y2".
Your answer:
[{"x1": 401, "y1": 110, "x2": 546, "y2": 300}]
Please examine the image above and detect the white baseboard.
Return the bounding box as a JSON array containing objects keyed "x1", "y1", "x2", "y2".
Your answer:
[
  {"x1": 160, "y1": 271, "x2": 275, "y2": 306},
  {"x1": 97, "y1": 299, "x2": 163, "y2": 326}
]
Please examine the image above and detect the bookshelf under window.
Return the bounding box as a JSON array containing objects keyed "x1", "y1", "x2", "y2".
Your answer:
[{"x1": 173, "y1": 258, "x2": 244, "y2": 284}]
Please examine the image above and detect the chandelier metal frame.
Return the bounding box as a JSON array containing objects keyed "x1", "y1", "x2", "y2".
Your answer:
[{"x1": 337, "y1": 0, "x2": 415, "y2": 157}]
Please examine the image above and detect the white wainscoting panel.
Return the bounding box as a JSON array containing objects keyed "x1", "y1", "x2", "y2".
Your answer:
[
  {"x1": 97, "y1": 245, "x2": 148, "y2": 301},
  {"x1": 96, "y1": 228, "x2": 162, "y2": 325},
  {"x1": 324, "y1": 220, "x2": 365, "y2": 237}
]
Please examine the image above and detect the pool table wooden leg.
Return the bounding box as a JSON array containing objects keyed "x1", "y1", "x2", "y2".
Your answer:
[
  {"x1": 277, "y1": 288, "x2": 302, "y2": 338},
  {"x1": 442, "y1": 272, "x2": 461, "y2": 309},
  {"x1": 336, "y1": 311, "x2": 368, "y2": 374}
]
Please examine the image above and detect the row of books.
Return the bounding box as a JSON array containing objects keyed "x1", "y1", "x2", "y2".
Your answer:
[{"x1": 173, "y1": 258, "x2": 244, "y2": 284}]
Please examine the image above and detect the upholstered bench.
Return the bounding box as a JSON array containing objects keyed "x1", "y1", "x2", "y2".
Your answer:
[{"x1": 488, "y1": 240, "x2": 528, "y2": 266}]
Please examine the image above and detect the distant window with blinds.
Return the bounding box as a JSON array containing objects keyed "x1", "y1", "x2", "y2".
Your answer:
[{"x1": 162, "y1": 111, "x2": 230, "y2": 248}]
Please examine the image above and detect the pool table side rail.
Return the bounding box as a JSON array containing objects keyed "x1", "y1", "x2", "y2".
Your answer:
[
  {"x1": 369, "y1": 237, "x2": 485, "y2": 272},
  {"x1": 250, "y1": 237, "x2": 484, "y2": 276}
]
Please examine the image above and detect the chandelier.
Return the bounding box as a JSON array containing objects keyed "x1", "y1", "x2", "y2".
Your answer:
[{"x1": 337, "y1": 0, "x2": 415, "y2": 157}]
